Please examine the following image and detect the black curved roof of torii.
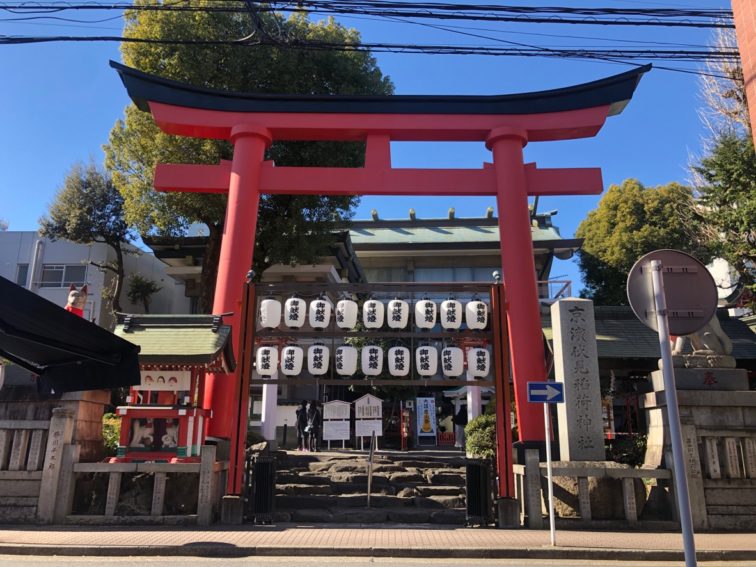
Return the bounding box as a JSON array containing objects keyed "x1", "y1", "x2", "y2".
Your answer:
[{"x1": 111, "y1": 60, "x2": 651, "y2": 117}]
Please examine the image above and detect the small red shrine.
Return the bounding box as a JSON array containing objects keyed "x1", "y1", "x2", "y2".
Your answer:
[{"x1": 112, "y1": 313, "x2": 235, "y2": 462}]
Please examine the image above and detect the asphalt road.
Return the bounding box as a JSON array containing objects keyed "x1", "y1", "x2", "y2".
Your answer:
[{"x1": 1, "y1": 557, "x2": 755, "y2": 567}]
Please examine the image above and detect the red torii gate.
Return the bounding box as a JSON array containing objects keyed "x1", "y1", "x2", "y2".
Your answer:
[{"x1": 113, "y1": 61, "x2": 649, "y2": 495}]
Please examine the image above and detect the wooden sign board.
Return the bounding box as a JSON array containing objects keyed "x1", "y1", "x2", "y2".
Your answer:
[
  {"x1": 323, "y1": 400, "x2": 351, "y2": 420},
  {"x1": 355, "y1": 394, "x2": 383, "y2": 419}
]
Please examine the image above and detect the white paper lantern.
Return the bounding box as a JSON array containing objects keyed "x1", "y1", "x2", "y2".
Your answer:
[
  {"x1": 467, "y1": 347, "x2": 490, "y2": 378},
  {"x1": 465, "y1": 300, "x2": 488, "y2": 330},
  {"x1": 388, "y1": 346, "x2": 410, "y2": 377},
  {"x1": 284, "y1": 297, "x2": 306, "y2": 328},
  {"x1": 335, "y1": 345, "x2": 358, "y2": 376},
  {"x1": 363, "y1": 299, "x2": 385, "y2": 329},
  {"x1": 440, "y1": 299, "x2": 463, "y2": 330},
  {"x1": 415, "y1": 346, "x2": 438, "y2": 377},
  {"x1": 361, "y1": 345, "x2": 384, "y2": 376},
  {"x1": 387, "y1": 299, "x2": 409, "y2": 329},
  {"x1": 415, "y1": 299, "x2": 437, "y2": 329},
  {"x1": 307, "y1": 344, "x2": 330, "y2": 376},
  {"x1": 441, "y1": 347, "x2": 464, "y2": 377},
  {"x1": 259, "y1": 298, "x2": 281, "y2": 329},
  {"x1": 335, "y1": 299, "x2": 358, "y2": 329},
  {"x1": 308, "y1": 297, "x2": 332, "y2": 329},
  {"x1": 280, "y1": 345, "x2": 304, "y2": 376},
  {"x1": 255, "y1": 346, "x2": 278, "y2": 376}
]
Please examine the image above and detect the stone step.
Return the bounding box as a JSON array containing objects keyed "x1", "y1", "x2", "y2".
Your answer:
[
  {"x1": 327, "y1": 472, "x2": 390, "y2": 485},
  {"x1": 276, "y1": 473, "x2": 332, "y2": 485},
  {"x1": 330, "y1": 482, "x2": 396, "y2": 496},
  {"x1": 426, "y1": 472, "x2": 466, "y2": 486},
  {"x1": 275, "y1": 492, "x2": 465, "y2": 511},
  {"x1": 273, "y1": 507, "x2": 467, "y2": 525},
  {"x1": 414, "y1": 495, "x2": 466, "y2": 509},
  {"x1": 393, "y1": 459, "x2": 466, "y2": 469},
  {"x1": 276, "y1": 484, "x2": 333, "y2": 496},
  {"x1": 415, "y1": 485, "x2": 466, "y2": 497}
]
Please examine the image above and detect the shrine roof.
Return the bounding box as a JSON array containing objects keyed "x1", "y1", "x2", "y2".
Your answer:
[
  {"x1": 114, "y1": 313, "x2": 235, "y2": 370},
  {"x1": 541, "y1": 307, "x2": 756, "y2": 364},
  {"x1": 111, "y1": 60, "x2": 649, "y2": 117},
  {"x1": 348, "y1": 215, "x2": 580, "y2": 258}
]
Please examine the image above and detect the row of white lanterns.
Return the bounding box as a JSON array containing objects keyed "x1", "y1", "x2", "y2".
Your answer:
[
  {"x1": 259, "y1": 297, "x2": 489, "y2": 330},
  {"x1": 255, "y1": 344, "x2": 491, "y2": 378}
]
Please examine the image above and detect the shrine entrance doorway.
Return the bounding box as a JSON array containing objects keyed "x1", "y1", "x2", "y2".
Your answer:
[{"x1": 237, "y1": 280, "x2": 514, "y2": 505}]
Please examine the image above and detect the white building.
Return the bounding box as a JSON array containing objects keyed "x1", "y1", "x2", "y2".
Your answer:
[{"x1": 0, "y1": 232, "x2": 191, "y2": 328}]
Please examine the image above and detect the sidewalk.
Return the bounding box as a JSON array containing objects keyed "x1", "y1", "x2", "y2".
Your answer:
[{"x1": 0, "y1": 524, "x2": 754, "y2": 562}]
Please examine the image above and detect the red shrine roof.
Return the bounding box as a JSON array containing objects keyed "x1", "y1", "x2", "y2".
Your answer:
[{"x1": 111, "y1": 60, "x2": 650, "y2": 118}]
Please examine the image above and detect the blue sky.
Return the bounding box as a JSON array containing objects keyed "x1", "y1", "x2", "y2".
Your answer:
[{"x1": 0, "y1": 0, "x2": 731, "y2": 290}]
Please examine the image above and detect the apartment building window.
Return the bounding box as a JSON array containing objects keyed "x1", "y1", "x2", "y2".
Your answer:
[
  {"x1": 39, "y1": 264, "x2": 87, "y2": 288},
  {"x1": 16, "y1": 264, "x2": 29, "y2": 287}
]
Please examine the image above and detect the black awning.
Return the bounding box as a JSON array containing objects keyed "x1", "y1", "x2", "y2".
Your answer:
[{"x1": 0, "y1": 276, "x2": 141, "y2": 393}]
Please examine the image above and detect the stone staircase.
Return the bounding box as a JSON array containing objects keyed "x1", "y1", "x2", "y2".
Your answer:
[{"x1": 271, "y1": 450, "x2": 468, "y2": 524}]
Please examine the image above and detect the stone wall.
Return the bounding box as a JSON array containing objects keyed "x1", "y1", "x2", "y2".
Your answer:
[{"x1": 642, "y1": 388, "x2": 756, "y2": 530}]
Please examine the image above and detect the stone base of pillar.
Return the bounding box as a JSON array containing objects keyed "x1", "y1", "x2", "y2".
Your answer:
[
  {"x1": 220, "y1": 495, "x2": 244, "y2": 525},
  {"x1": 496, "y1": 497, "x2": 521, "y2": 528}
]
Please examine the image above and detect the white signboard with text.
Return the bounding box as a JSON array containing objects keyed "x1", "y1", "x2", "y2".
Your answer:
[
  {"x1": 355, "y1": 419, "x2": 382, "y2": 438},
  {"x1": 323, "y1": 420, "x2": 351, "y2": 441},
  {"x1": 323, "y1": 400, "x2": 351, "y2": 421},
  {"x1": 322, "y1": 400, "x2": 351, "y2": 446},
  {"x1": 355, "y1": 394, "x2": 382, "y2": 419}
]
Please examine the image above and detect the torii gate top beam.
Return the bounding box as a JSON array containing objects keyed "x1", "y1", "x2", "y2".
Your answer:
[{"x1": 111, "y1": 61, "x2": 649, "y2": 143}]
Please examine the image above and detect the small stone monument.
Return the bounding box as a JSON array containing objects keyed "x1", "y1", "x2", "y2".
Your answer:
[{"x1": 551, "y1": 298, "x2": 605, "y2": 461}]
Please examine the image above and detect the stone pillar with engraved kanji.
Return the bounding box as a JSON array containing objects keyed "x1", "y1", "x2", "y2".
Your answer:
[{"x1": 552, "y1": 298, "x2": 605, "y2": 461}]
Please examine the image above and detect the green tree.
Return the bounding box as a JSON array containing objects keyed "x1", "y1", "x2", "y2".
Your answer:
[
  {"x1": 105, "y1": 3, "x2": 393, "y2": 311},
  {"x1": 691, "y1": 29, "x2": 755, "y2": 304},
  {"x1": 692, "y1": 134, "x2": 756, "y2": 299},
  {"x1": 127, "y1": 273, "x2": 162, "y2": 313},
  {"x1": 39, "y1": 162, "x2": 133, "y2": 312},
  {"x1": 575, "y1": 179, "x2": 709, "y2": 305}
]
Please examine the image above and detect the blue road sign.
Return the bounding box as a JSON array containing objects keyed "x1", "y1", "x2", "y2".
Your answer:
[{"x1": 527, "y1": 382, "x2": 565, "y2": 404}]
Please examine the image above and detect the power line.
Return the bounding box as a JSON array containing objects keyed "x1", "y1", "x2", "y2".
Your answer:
[{"x1": 0, "y1": 2, "x2": 735, "y2": 28}]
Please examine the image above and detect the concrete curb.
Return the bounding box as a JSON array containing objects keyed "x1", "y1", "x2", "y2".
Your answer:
[{"x1": 1, "y1": 544, "x2": 755, "y2": 561}]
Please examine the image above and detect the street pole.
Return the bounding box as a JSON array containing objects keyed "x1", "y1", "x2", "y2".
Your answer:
[
  {"x1": 543, "y1": 402, "x2": 556, "y2": 546},
  {"x1": 650, "y1": 259, "x2": 697, "y2": 567}
]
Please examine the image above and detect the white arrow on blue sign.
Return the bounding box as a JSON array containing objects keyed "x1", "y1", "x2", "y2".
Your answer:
[{"x1": 527, "y1": 382, "x2": 565, "y2": 404}]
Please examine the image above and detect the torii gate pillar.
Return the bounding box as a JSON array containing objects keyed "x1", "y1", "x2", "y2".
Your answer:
[
  {"x1": 488, "y1": 127, "x2": 547, "y2": 441},
  {"x1": 205, "y1": 125, "x2": 270, "y2": 439}
]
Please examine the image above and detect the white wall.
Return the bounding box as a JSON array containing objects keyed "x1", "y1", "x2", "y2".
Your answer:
[{"x1": 0, "y1": 232, "x2": 190, "y2": 327}]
